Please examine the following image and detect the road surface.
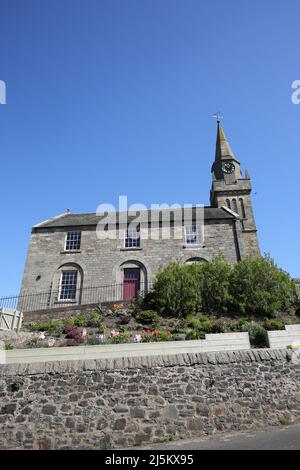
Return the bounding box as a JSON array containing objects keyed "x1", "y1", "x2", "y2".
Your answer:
[{"x1": 140, "y1": 425, "x2": 300, "y2": 450}]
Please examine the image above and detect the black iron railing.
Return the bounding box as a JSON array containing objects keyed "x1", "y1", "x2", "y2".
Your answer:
[{"x1": 0, "y1": 282, "x2": 151, "y2": 313}]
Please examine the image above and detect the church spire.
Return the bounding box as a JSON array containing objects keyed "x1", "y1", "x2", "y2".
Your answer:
[{"x1": 215, "y1": 121, "x2": 236, "y2": 162}]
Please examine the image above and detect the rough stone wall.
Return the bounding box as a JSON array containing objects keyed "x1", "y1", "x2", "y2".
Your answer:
[
  {"x1": 0, "y1": 349, "x2": 300, "y2": 450},
  {"x1": 22, "y1": 303, "x2": 100, "y2": 323},
  {"x1": 20, "y1": 220, "x2": 240, "y2": 302}
]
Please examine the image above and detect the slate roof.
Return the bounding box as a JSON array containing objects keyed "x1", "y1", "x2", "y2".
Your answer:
[{"x1": 33, "y1": 207, "x2": 235, "y2": 231}]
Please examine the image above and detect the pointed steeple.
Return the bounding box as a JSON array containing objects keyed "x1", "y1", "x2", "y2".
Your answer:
[{"x1": 215, "y1": 121, "x2": 237, "y2": 162}]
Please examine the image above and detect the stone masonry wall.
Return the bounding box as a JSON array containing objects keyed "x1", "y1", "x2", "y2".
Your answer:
[
  {"x1": 20, "y1": 220, "x2": 239, "y2": 301},
  {"x1": 1, "y1": 349, "x2": 300, "y2": 449}
]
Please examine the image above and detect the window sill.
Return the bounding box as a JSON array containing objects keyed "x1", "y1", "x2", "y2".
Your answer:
[
  {"x1": 54, "y1": 300, "x2": 78, "y2": 304},
  {"x1": 60, "y1": 250, "x2": 81, "y2": 254},
  {"x1": 120, "y1": 247, "x2": 143, "y2": 251},
  {"x1": 183, "y1": 245, "x2": 205, "y2": 250}
]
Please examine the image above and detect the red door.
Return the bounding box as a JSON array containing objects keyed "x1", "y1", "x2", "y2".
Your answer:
[{"x1": 123, "y1": 268, "x2": 140, "y2": 300}]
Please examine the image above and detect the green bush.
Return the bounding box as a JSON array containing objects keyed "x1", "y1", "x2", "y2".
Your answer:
[
  {"x1": 229, "y1": 256, "x2": 297, "y2": 318},
  {"x1": 263, "y1": 319, "x2": 285, "y2": 331},
  {"x1": 5, "y1": 343, "x2": 14, "y2": 350},
  {"x1": 241, "y1": 322, "x2": 268, "y2": 348},
  {"x1": 185, "y1": 314, "x2": 201, "y2": 329},
  {"x1": 135, "y1": 310, "x2": 160, "y2": 325},
  {"x1": 26, "y1": 321, "x2": 63, "y2": 336},
  {"x1": 26, "y1": 338, "x2": 44, "y2": 349},
  {"x1": 207, "y1": 319, "x2": 227, "y2": 334},
  {"x1": 86, "y1": 311, "x2": 104, "y2": 327},
  {"x1": 193, "y1": 257, "x2": 233, "y2": 313},
  {"x1": 148, "y1": 262, "x2": 202, "y2": 317},
  {"x1": 147, "y1": 255, "x2": 297, "y2": 318},
  {"x1": 110, "y1": 332, "x2": 131, "y2": 344},
  {"x1": 97, "y1": 323, "x2": 105, "y2": 334},
  {"x1": 185, "y1": 328, "x2": 206, "y2": 340},
  {"x1": 64, "y1": 315, "x2": 86, "y2": 327}
]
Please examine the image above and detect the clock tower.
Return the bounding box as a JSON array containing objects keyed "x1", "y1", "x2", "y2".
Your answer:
[{"x1": 210, "y1": 121, "x2": 260, "y2": 258}]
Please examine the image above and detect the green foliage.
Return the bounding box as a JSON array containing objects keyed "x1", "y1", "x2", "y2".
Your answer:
[
  {"x1": 26, "y1": 321, "x2": 63, "y2": 336},
  {"x1": 110, "y1": 332, "x2": 131, "y2": 344},
  {"x1": 184, "y1": 314, "x2": 201, "y2": 329},
  {"x1": 241, "y1": 322, "x2": 268, "y2": 348},
  {"x1": 135, "y1": 310, "x2": 160, "y2": 325},
  {"x1": 140, "y1": 328, "x2": 173, "y2": 342},
  {"x1": 64, "y1": 314, "x2": 102, "y2": 327},
  {"x1": 86, "y1": 311, "x2": 104, "y2": 327},
  {"x1": 147, "y1": 255, "x2": 297, "y2": 318},
  {"x1": 207, "y1": 319, "x2": 227, "y2": 333},
  {"x1": 149, "y1": 262, "x2": 202, "y2": 317},
  {"x1": 185, "y1": 328, "x2": 205, "y2": 340},
  {"x1": 26, "y1": 338, "x2": 44, "y2": 349},
  {"x1": 263, "y1": 319, "x2": 285, "y2": 331},
  {"x1": 229, "y1": 256, "x2": 297, "y2": 318},
  {"x1": 27, "y1": 312, "x2": 104, "y2": 334},
  {"x1": 97, "y1": 323, "x2": 105, "y2": 334},
  {"x1": 64, "y1": 315, "x2": 86, "y2": 327},
  {"x1": 287, "y1": 344, "x2": 298, "y2": 350},
  {"x1": 278, "y1": 416, "x2": 291, "y2": 426},
  {"x1": 156, "y1": 329, "x2": 173, "y2": 342},
  {"x1": 4, "y1": 343, "x2": 14, "y2": 350},
  {"x1": 10, "y1": 380, "x2": 24, "y2": 392},
  {"x1": 192, "y1": 257, "x2": 233, "y2": 313}
]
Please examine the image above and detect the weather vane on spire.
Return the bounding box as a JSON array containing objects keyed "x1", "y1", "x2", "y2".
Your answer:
[{"x1": 212, "y1": 111, "x2": 223, "y2": 123}]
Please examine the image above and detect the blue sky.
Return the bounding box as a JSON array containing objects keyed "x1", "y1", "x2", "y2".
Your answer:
[{"x1": 0, "y1": 0, "x2": 299, "y2": 296}]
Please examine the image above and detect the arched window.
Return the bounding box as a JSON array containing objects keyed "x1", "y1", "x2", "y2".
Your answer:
[
  {"x1": 185, "y1": 257, "x2": 208, "y2": 265},
  {"x1": 51, "y1": 263, "x2": 83, "y2": 304},
  {"x1": 226, "y1": 199, "x2": 231, "y2": 209},
  {"x1": 232, "y1": 199, "x2": 238, "y2": 214},
  {"x1": 239, "y1": 198, "x2": 246, "y2": 219}
]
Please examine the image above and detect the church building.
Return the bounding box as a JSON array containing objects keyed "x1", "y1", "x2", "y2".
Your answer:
[{"x1": 19, "y1": 122, "x2": 260, "y2": 311}]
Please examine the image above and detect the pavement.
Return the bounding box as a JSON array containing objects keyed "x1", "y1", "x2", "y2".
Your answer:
[{"x1": 140, "y1": 424, "x2": 300, "y2": 450}]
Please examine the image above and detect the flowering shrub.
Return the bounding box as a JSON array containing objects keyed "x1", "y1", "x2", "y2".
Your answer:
[
  {"x1": 109, "y1": 330, "x2": 132, "y2": 344},
  {"x1": 140, "y1": 329, "x2": 172, "y2": 342},
  {"x1": 63, "y1": 325, "x2": 84, "y2": 345},
  {"x1": 112, "y1": 303, "x2": 125, "y2": 313}
]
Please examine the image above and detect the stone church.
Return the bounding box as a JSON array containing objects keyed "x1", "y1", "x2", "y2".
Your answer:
[{"x1": 19, "y1": 122, "x2": 260, "y2": 310}]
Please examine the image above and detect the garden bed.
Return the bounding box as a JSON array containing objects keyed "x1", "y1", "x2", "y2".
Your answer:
[{"x1": 1, "y1": 302, "x2": 300, "y2": 351}]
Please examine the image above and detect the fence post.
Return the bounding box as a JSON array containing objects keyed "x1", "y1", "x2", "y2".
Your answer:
[
  {"x1": 11, "y1": 310, "x2": 16, "y2": 331},
  {"x1": 17, "y1": 312, "x2": 23, "y2": 331}
]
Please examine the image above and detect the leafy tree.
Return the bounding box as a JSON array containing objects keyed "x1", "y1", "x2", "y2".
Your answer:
[
  {"x1": 150, "y1": 262, "x2": 201, "y2": 317},
  {"x1": 192, "y1": 256, "x2": 232, "y2": 313},
  {"x1": 146, "y1": 254, "x2": 297, "y2": 318},
  {"x1": 229, "y1": 255, "x2": 297, "y2": 317}
]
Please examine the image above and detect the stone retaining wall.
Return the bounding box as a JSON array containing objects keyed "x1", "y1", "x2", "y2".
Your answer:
[
  {"x1": 23, "y1": 303, "x2": 101, "y2": 323},
  {"x1": 0, "y1": 349, "x2": 300, "y2": 449}
]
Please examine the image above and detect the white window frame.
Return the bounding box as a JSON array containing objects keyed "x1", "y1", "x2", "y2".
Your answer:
[
  {"x1": 184, "y1": 224, "x2": 202, "y2": 246},
  {"x1": 58, "y1": 270, "x2": 78, "y2": 301},
  {"x1": 65, "y1": 231, "x2": 81, "y2": 251},
  {"x1": 124, "y1": 225, "x2": 140, "y2": 249}
]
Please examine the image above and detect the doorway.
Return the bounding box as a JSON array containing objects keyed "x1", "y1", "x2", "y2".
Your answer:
[{"x1": 123, "y1": 268, "x2": 140, "y2": 300}]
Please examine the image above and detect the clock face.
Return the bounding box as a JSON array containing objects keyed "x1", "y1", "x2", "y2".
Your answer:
[{"x1": 222, "y1": 162, "x2": 235, "y2": 174}]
